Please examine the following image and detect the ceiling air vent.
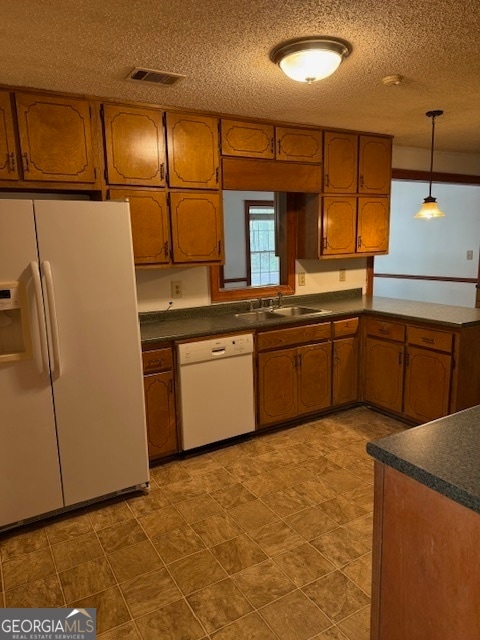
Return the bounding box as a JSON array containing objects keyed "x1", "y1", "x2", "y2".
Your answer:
[{"x1": 127, "y1": 67, "x2": 185, "y2": 86}]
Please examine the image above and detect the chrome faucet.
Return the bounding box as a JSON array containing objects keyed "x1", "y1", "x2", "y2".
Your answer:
[{"x1": 276, "y1": 292, "x2": 283, "y2": 308}]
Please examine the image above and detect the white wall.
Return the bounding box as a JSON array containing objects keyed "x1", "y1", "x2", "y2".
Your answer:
[{"x1": 392, "y1": 146, "x2": 480, "y2": 174}]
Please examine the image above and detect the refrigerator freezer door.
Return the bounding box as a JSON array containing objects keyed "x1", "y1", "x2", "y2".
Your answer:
[
  {"x1": 0, "y1": 200, "x2": 63, "y2": 528},
  {"x1": 33, "y1": 200, "x2": 149, "y2": 505}
]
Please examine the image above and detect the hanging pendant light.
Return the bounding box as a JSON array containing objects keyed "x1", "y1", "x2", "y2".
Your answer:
[{"x1": 414, "y1": 110, "x2": 445, "y2": 219}]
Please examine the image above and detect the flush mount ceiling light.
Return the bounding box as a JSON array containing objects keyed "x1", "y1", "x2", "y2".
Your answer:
[
  {"x1": 415, "y1": 110, "x2": 445, "y2": 219},
  {"x1": 270, "y1": 37, "x2": 351, "y2": 84}
]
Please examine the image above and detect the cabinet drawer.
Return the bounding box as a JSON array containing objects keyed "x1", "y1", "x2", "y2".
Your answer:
[
  {"x1": 333, "y1": 317, "x2": 359, "y2": 338},
  {"x1": 365, "y1": 318, "x2": 405, "y2": 342},
  {"x1": 257, "y1": 322, "x2": 331, "y2": 350},
  {"x1": 142, "y1": 348, "x2": 173, "y2": 373},
  {"x1": 407, "y1": 326, "x2": 453, "y2": 353}
]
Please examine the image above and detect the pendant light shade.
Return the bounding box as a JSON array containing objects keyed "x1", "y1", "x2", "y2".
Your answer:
[
  {"x1": 270, "y1": 37, "x2": 351, "y2": 84},
  {"x1": 415, "y1": 110, "x2": 445, "y2": 219}
]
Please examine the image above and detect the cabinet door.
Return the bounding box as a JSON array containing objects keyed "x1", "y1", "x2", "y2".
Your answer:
[
  {"x1": 166, "y1": 112, "x2": 219, "y2": 188},
  {"x1": 357, "y1": 197, "x2": 389, "y2": 253},
  {"x1": 169, "y1": 191, "x2": 223, "y2": 264},
  {"x1": 323, "y1": 196, "x2": 357, "y2": 255},
  {"x1": 364, "y1": 337, "x2": 404, "y2": 413},
  {"x1": 297, "y1": 342, "x2": 332, "y2": 416},
  {"x1": 276, "y1": 127, "x2": 322, "y2": 163},
  {"x1": 221, "y1": 119, "x2": 274, "y2": 159},
  {"x1": 258, "y1": 348, "x2": 297, "y2": 426},
  {"x1": 404, "y1": 346, "x2": 452, "y2": 422},
  {"x1": 15, "y1": 93, "x2": 96, "y2": 183},
  {"x1": 0, "y1": 91, "x2": 18, "y2": 180},
  {"x1": 323, "y1": 131, "x2": 358, "y2": 193},
  {"x1": 144, "y1": 371, "x2": 177, "y2": 460},
  {"x1": 359, "y1": 135, "x2": 392, "y2": 194},
  {"x1": 333, "y1": 337, "x2": 359, "y2": 406},
  {"x1": 103, "y1": 104, "x2": 165, "y2": 187},
  {"x1": 109, "y1": 189, "x2": 170, "y2": 265}
]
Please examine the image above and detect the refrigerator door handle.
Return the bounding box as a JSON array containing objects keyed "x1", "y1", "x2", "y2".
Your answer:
[
  {"x1": 29, "y1": 261, "x2": 49, "y2": 375},
  {"x1": 42, "y1": 260, "x2": 62, "y2": 378}
]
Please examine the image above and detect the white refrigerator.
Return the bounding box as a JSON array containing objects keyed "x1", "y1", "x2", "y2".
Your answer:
[{"x1": 0, "y1": 199, "x2": 149, "y2": 531}]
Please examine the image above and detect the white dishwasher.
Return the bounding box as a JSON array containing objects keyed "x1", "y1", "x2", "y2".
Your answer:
[{"x1": 177, "y1": 334, "x2": 256, "y2": 450}]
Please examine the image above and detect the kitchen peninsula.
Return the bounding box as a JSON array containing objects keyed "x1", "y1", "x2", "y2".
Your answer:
[{"x1": 367, "y1": 405, "x2": 480, "y2": 640}]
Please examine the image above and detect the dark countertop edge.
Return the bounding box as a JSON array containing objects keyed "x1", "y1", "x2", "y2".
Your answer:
[{"x1": 366, "y1": 441, "x2": 480, "y2": 515}]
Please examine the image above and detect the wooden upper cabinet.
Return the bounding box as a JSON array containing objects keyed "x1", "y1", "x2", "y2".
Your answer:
[
  {"x1": 323, "y1": 196, "x2": 357, "y2": 255},
  {"x1": 0, "y1": 91, "x2": 18, "y2": 180},
  {"x1": 221, "y1": 119, "x2": 274, "y2": 159},
  {"x1": 109, "y1": 188, "x2": 170, "y2": 266},
  {"x1": 166, "y1": 112, "x2": 219, "y2": 189},
  {"x1": 357, "y1": 197, "x2": 389, "y2": 253},
  {"x1": 359, "y1": 135, "x2": 392, "y2": 194},
  {"x1": 15, "y1": 93, "x2": 96, "y2": 183},
  {"x1": 169, "y1": 191, "x2": 223, "y2": 264},
  {"x1": 102, "y1": 104, "x2": 165, "y2": 187},
  {"x1": 323, "y1": 131, "x2": 358, "y2": 193},
  {"x1": 276, "y1": 127, "x2": 322, "y2": 163}
]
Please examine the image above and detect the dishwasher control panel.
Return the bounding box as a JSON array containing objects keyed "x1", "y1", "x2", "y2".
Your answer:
[{"x1": 177, "y1": 334, "x2": 254, "y2": 365}]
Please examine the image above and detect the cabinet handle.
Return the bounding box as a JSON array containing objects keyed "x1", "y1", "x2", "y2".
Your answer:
[
  {"x1": 398, "y1": 351, "x2": 403, "y2": 366},
  {"x1": 147, "y1": 358, "x2": 164, "y2": 369},
  {"x1": 378, "y1": 327, "x2": 390, "y2": 335},
  {"x1": 405, "y1": 352, "x2": 410, "y2": 366},
  {"x1": 8, "y1": 152, "x2": 15, "y2": 172},
  {"x1": 169, "y1": 378, "x2": 173, "y2": 393},
  {"x1": 160, "y1": 163, "x2": 165, "y2": 180},
  {"x1": 360, "y1": 174, "x2": 364, "y2": 188},
  {"x1": 22, "y1": 153, "x2": 29, "y2": 172},
  {"x1": 357, "y1": 236, "x2": 362, "y2": 248},
  {"x1": 217, "y1": 240, "x2": 222, "y2": 255},
  {"x1": 270, "y1": 138, "x2": 274, "y2": 154},
  {"x1": 325, "y1": 174, "x2": 329, "y2": 187},
  {"x1": 215, "y1": 167, "x2": 219, "y2": 183},
  {"x1": 421, "y1": 337, "x2": 435, "y2": 345},
  {"x1": 163, "y1": 241, "x2": 169, "y2": 258},
  {"x1": 323, "y1": 237, "x2": 328, "y2": 250},
  {"x1": 277, "y1": 139, "x2": 282, "y2": 155}
]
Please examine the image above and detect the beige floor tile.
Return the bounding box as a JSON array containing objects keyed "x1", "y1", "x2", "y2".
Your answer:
[
  {"x1": 136, "y1": 598, "x2": 205, "y2": 640},
  {"x1": 98, "y1": 621, "x2": 141, "y2": 639},
  {"x1": 192, "y1": 514, "x2": 243, "y2": 547},
  {"x1": 4, "y1": 573, "x2": 64, "y2": 608},
  {"x1": 311, "y1": 526, "x2": 370, "y2": 568},
  {"x1": 342, "y1": 553, "x2": 372, "y2": 595},
  {"x1": 108, "y1": 539, "x2": 161, "y2": 582},
  {"x1": 273, "y1": 463, "x2": 316, "y2": 487},
  {"x1": 182, "y1": 454, "x2": 222, "y2": 475},
  {"x1": 274, "y1": 543, "x2": 335, "y2": 587},
  {"x1": 208, "y1": 443, "x2": 247, "y2": 465},
  {"x1": 249, "y1": 520, "x2": 304, "y2": 557},
  {"x1": 120, "y1": 567, "x2": 181, "y2": 617},
  {"x1": 162, "y1": 477, "x2": 205, "y2": 503},
  {"x1": 44, "y1": 511, "x2": 93, "y2": 545},
  {"x1": 211, "y1": 483, "x2": 256, "y2": 509},
  {"x1": 337, "y1": 605, "x2": 370, "y2": 640},
  {"x1": 194, "y1": 468, "x2": 237, "y2": 493},
  {"x1": 304, "y1": 456, "x2": 343, "y2": 477},
  {"x1": 344, "y1": 514, "x2": 373, "y2": 547},
  {"x1": 314, "y1": 626, "x2": 349, "y2": 639},
  {"x1": 325, "y1": 448, "x2": 364, "y2": 469},
  {"x1": 168, "y1": 549, "x2": 227, "y2": 595},
  {"x1": 137, "y1": 505, "x2": 186, "y2": 538},
  {"x1": 241, "y1": 471, "x2": 287, "y2": 497},
  {"x1": 70, "y1": 585, "x2": 131, "y2": 635},
  {"x1": 343, "y1": 486, "x2": 374, "y2": 513},
  {"x1": 97, "y1": 520, "x2": 147, "y2": 554},
  {"x1": 262, "y1": 485, "x2": 317, "y2": 517},
  {"x1": 317, "y1": 495, "x2": 369, "y2": 525},
  {"x1": 88, "y1": 500, "x2": 134, "y2": 531},
  {"x1": 152, "y1": 524, "x2": 206, "y2": 564},
  {"x1": 211, "y1": 611, "x2": 278, "y2": 639},
  {"x1": 225, "y1": 458, "x2": 264, "y2": 481},
  {"x1": 0, "y1": 525, "x2": 48, "y2": 561},
  {"x1": 346, "y1": 462, "x2": 373, "y2": 484},
  {"x1": 284, "y1": 507, "x2": 337, "y2": 541},
  {"x1": 260, "y1": 589, "x2": 331, "y2": 639},
  {"x1": 303, "y1": 570, "x2": 370, "y2": 623},
  {"x1": 233, "y1": 558, "x2": 296, "y2": 608},
  {"x1": 176, "y1": 494, "x2": 224, "y2": 524},
  {"x1": 293, "y1": 480, "x2": 338, "y2": 504},
  {"x1": 51, "y1": 531, "x2": 104, "y2": 572},
  {"x1": 60, "y1": 557, "x2": 116, "y2": 603},
  {"x1": 321, "y1": 469, "x2": 366, "y2": 495},
  {"x1": 126, "y1": 488, "x2": 170, "y2": 517},
  {"x1": 150, "y1": 461, "x2": 191, "y2": 486},
  {"x1": 3, "y1": 547, "x2": 56, "y2": 590},
  {"x1": 211, "y1": 533, "x2": 267, "y2": 574},
  {"x1": 228, "y1": 499, "x2": 279, "y2": 531},
  {"x1": 187, "y1": 577, "x2": 253, "y2": 634}
]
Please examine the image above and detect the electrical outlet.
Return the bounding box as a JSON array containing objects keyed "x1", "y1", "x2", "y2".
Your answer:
[
  {"x1": 467, "y1": 250, "x2": 474, "y2": 260},
  {"x1": 171, "y1": 280, "x2": 182, "y2": 298},
  {"x1": 339, "y1": 269, "x2": 346, "y2": 282},
  {"x1": 298, "y1": 272, "x2": 306, "y2": 286}
]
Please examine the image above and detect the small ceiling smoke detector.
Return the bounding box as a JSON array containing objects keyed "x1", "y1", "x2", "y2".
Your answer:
[
  {"x1": 382, "y1": 74, "x2": 404, "y2": 86},
  {"x1": 127, "y1": 67, "x2": 186, "y2": 86}
]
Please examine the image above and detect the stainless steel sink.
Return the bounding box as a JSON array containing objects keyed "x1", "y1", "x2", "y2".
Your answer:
[
  {"x1": 271, "y1": 306, "x2": 333, "y2": 317},
  {"x1": 234, "y1": 310, "x2": 278, "y2": 322}
]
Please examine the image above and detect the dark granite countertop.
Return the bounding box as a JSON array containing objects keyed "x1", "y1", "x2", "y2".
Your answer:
[
  {"x1": 140, "y1": 290, "x2": 480, "y2": 345},
  {"x1": 367, "y1": 405, "x2": 480, "y2": 514}
]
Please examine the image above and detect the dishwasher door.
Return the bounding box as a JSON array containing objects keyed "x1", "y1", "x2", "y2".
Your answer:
[{"x1": 177, "y1": 334, "x2": 255, "y2": 450}]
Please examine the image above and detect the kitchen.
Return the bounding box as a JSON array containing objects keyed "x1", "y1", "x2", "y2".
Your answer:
[{"x1": 0, "y1": 3, "x2": 478, "y2": 638}]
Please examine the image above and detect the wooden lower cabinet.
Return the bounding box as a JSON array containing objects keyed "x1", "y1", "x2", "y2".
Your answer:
[
  {"x1": 258, "y1": 348, "x2": 297, "y2": 426},
  {"x1": 364, "y1": 337, "x2": 404, "y2": 413},
  {"x1": 403, "y1": 346, "x2": 452, "y2": 422},
  {"x1": 142, "y1": 347, "x2": 177, "y2": 461},
  {"x1": 297, "y1": 342, "x2": 332, "y2": 416},
  {"x1": 333, "y1": 337, "x2": 358, "y2": 405}
]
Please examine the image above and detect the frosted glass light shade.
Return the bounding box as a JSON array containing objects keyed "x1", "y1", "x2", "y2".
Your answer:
[
  {"x1": 414, "y1": 197, "x2": 445, "y2": 219},
  {"x1": 271, "y1": 37, "x2": 351, "y2": 84}
]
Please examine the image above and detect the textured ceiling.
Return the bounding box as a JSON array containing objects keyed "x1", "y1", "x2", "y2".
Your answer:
[{"x1": 2, "y1": 0, "x2": 480, "y2": 154}]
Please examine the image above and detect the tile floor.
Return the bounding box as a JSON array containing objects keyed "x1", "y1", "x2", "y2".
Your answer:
[{"x1": 0, "y1": 407, "x2": 406, "y2": 639}]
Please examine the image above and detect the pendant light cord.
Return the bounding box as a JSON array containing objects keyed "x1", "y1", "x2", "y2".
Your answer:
[{"x1": 428, "y1": 114, "x2": 436, "y2": 198}]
